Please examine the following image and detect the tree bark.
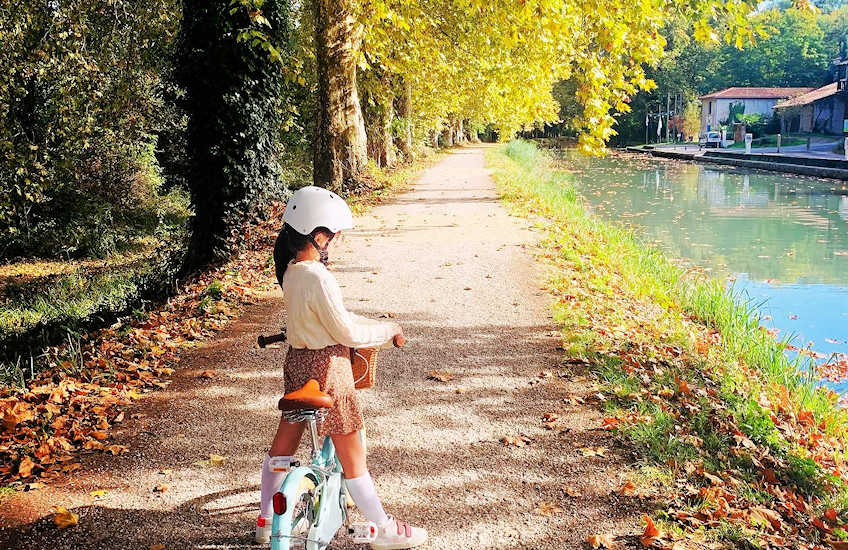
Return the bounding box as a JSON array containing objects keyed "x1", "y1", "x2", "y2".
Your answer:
[
  {"x1": 393, "y1": 78, "x2": 412, "y2": 160},
  {"x1": 313, "y1": 0, "x2": 366, "y2": 192},
  {"x1": 441, "y1": 124, "x2": 453, "y2": 147},
  {"x1": 361, "y1": 72, "x2": 396, "y2": 169}
]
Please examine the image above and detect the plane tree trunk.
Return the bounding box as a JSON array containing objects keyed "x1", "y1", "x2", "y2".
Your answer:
[{"x1": 313, "y1": 0, "x2": 367, "y2": 192}]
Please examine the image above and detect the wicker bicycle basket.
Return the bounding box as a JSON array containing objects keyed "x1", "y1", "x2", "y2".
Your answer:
[{"x1": 350, "y1": 348, "x2": 379, "y2": 389}]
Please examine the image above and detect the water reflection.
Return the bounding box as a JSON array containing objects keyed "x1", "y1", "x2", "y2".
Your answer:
[{"x1": 564, "y1": 152, "x2": 848, "y2": 384}]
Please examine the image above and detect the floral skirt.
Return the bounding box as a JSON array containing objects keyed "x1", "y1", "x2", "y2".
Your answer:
[{"x1": 284, "y1": 344, "x2": 364, "y2": 436}]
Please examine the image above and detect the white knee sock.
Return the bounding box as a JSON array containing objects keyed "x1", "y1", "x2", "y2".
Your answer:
[
  {"x1": 345, "y1": 471, "x2": 390, "y2": 527},
  {"x1": 259, "y1": 453, "x2": 293, "y2": 519}
]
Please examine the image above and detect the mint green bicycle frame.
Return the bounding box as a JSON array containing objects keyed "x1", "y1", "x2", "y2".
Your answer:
[{"x1": 270, "y1": 412, "x2": 349, "y2": 550}]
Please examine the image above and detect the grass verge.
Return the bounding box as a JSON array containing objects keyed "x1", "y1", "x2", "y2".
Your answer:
[{"x1": 486, "y1": 139, "x2": 848, "y2": 549}]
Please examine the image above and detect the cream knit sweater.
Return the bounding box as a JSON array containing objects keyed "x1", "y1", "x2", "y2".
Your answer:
[{"x1": 282, "y1": 260, "x2": 399, "y2": 350}]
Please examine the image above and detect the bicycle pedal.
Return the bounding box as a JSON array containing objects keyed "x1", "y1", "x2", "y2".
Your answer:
[{"x1": 349, "y1": 522, "x2": 378, "y2": 543}]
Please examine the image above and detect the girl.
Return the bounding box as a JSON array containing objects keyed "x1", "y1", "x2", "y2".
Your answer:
[{"x1": 256, "y1": 186, "x2": 427, "y2": 549}]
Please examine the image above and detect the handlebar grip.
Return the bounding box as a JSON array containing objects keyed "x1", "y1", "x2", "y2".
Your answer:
[{"x1": 258, "y1": 332, "x2": 286, "y2": 348}]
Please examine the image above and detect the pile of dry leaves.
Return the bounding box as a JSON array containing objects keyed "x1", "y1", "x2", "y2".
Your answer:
[{"x1": 0, "y1": 204, "x2": 284, "y2": 485}]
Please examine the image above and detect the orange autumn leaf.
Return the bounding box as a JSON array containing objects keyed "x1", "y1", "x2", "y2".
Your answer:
[
  {"x1": 1, "y1": 400, "x2": 35, "y2": 431},
  {"x1": 618, "y1": 481, "x2": 637, "y2": 496},
  {"x1": 825, "y1": 508, "x2": 838, "y2": 523},
  {"x1": 426, "y1": 370, "x2": 453, "y2": 382},
  {"x1": 105, "y1": 444, "x2": 128, "y2": 455},
  {"x1": 586, "y1": 534, "x2": 615, "y2": 548},
  {"x1": 602, "y1": 417, "x2": 619, "y2": 430},
  {"x1": 640, "y1": 514, "x2": 660, "y2": 546},
  {"x1": 53, "y1": 507, "x2": 78, "y2": 529},
  {"x1": 17, "y1": 456, "x2": 35, "y2": 478},
  {"x1": 674, "y1": 375, "x2": 691, "y2": 396}
]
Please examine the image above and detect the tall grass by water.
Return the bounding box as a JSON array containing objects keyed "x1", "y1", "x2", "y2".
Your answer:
[{"x1": 499, "y1": 139, "x2": 840, "y2": 427}]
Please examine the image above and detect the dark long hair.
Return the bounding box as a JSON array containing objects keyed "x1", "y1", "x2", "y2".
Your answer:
[{"x1": 273, "y1": 223, "x2": 331, "y2": 287}]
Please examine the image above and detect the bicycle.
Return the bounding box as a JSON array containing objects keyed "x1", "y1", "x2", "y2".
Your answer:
[{"x1": 258, "y1": 332, "x2": 377, "y2": 550}]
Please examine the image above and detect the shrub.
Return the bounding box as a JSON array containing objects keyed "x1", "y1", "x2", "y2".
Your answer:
[{"x1": 0, "y1": 0, "x2": 184, "y2": 260}]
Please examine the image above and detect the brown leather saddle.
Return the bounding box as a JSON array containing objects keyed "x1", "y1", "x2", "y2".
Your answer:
[{"x1": 278, "y1": 379, "x2": 334, "y2": 412}]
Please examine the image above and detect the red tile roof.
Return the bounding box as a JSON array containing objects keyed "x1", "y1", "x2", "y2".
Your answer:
[
  {"x1": 700, "y1": 87, "x2": 814, "y2": 100},
  {"x1": 773, "y1": 82, "x2": 839, "y2": 109}
]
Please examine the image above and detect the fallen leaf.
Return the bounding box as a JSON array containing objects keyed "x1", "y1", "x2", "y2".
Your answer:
[
  {"x1": 749, "y1": 507, "x2": 782, "y2": 531},
  {"x1": 153, "y1": 484, "x2": 168, "y2": 493},
  {"x1": 1, "y1": 400, "x2": 35, "y2": 431},
  {"x1": 825, "y1": 508, "x2": 838, "y2": 523},
  {"x1": 159, "y1": 469, "x2": 173, "y2": 475},
  {"x1": 89, "y1": 489, "x2": 108, "y2": 499},
  {"x1": 500, "y1": 435, "x2": 532, "y2": 447},
  {"x1": 535, "y1": 501, "x2": 563, "y2": 516},
  {"x1": 150, "y1": 544, "x2": 166, "y2": 550},
  {"x1": 197, "y1": 370, "x2": 216, "y2": 379},
  {"x1": 53, "y1": 507, "x2": 78, "y2": 529},
  {"x1": 640, "y1": 514, "x2": 661, "y2": 546},
  {"x1": 674, "y1": 375, "x2": 692, "y2": 396},
  {"x1": 565, "y1": 487, "x2": 581, "y2": 497},
  {"x1": 702, "y1": 471, "x2": 724, "y2": 486},
  {"x1": 25, "y1": 482, "x2": 45, "y2": 490},
  {"x1": 209, "y1": 454, "x2": 226, "y2": 466},
  {"x1": 586, "y1": 534, "x2": 615, "y2": 548},
  {"x1": 618, "y1": 481, "x2": 637, "y2": 496},
  {"x1": 426, "y1": 371, "x2": 453, "y2": 382},
  {"x1": 105, "y1": 445, "x2": 128, "y2": 455},
  {"x1": 579, "y1": 446, "x2": 607, "y2": 457},
  {"x1": 17, "y1": 456, "x2": 35, "y2": 478},
  {"x1": 455, "y1": 387, "x2": 466, "y2": 394}
]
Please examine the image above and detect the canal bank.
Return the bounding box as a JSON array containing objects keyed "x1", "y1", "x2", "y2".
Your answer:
[
  {"x1": 486, "y1": 140, "x2": 848, "y2": 550},
  {"x1": 628, "y1": 145, "x2": 848, "y2": 182}
]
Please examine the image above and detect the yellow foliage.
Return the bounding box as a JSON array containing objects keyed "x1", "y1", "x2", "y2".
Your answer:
[{"x1": 359, "y1": 0, "x2": 758, "y2": 153}]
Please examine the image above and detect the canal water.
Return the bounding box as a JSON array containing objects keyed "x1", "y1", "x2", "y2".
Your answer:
[{"x1": 563, "y1": 151, "x2": 848, "y2": 391}]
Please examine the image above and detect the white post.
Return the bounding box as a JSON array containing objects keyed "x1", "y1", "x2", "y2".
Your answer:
[
  {"x1": 721, "y1": 128, "x2": 727, "y2": 148},
  {"x1": 745, "y1": 133, "x2": 752, "y2": 154},
  {"x1": 777, "y1": 134, "x2": 781, "y2": 153},
  {"x1": 844, "y1": 137, "x2": 848, "y2": 161}
]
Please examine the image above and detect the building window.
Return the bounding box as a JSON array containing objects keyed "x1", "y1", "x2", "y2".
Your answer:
[{"x1": 708, "y1": 101, "x2": 712, "y2": 114}]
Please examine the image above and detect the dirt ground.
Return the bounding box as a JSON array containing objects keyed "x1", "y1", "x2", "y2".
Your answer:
[{"x1": 1, "y1": 146, "x2": 644, "y2": 549}]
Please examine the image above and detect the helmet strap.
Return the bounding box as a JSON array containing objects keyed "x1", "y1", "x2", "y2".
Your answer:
[{"x1": 308, "y1": 232, "x2": 334, "y2": 266}]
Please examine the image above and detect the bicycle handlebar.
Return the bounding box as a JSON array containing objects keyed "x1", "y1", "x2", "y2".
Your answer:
[
  {"x1": 258, "y1": 331, "x2": 405, "y2": 348},
  {"x1": 258, "y1": 332, "x2": 286, "y2": 348}
]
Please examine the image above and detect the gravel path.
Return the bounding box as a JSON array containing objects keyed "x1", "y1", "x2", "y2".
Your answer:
[{"x1": 1, "y1": 146, "x2": 643, "y2": 549}]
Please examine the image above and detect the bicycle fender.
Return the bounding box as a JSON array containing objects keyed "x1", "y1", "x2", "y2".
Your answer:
[{"x1": 271, "y1": 466, "x2": 318, "y2": 550}]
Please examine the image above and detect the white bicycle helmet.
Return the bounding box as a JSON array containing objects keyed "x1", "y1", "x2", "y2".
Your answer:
[{"x1": 283, "y1": 186, "x2": 354, "y2": 235}]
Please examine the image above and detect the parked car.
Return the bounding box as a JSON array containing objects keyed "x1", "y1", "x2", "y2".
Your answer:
[{"x1": 699, "y1": 131, "x2": 722, "y2": 148}]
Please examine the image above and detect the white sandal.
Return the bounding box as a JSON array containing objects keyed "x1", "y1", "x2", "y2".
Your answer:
[{"x1": 370, "y1": 516, "x2": 428, "y2": 549}]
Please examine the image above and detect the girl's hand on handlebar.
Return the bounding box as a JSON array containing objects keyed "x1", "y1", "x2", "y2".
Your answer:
[{"x1": 393, "y1": 333, "x2": 406, "y2": 348}]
